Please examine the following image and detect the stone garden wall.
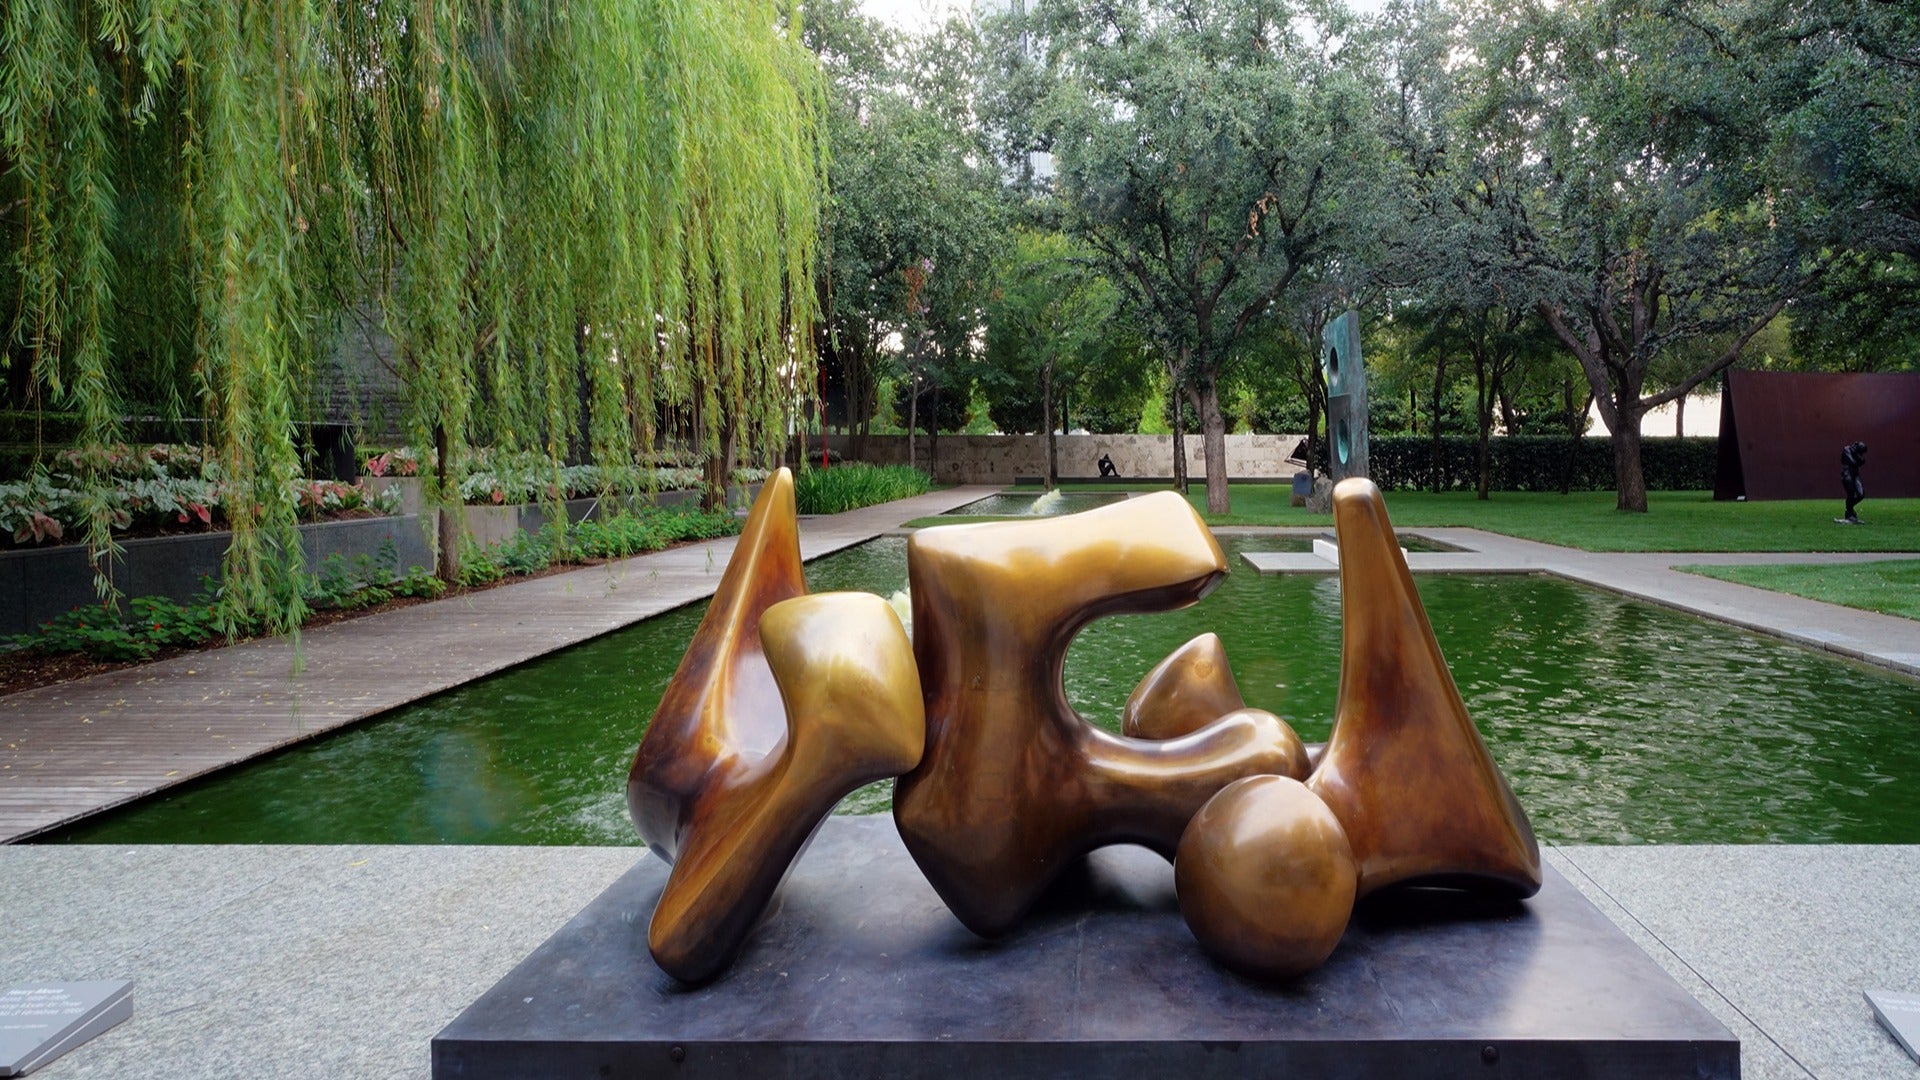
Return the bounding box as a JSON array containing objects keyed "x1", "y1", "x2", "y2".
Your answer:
[
  {"x1": 2, "y1": 483, "x2": 751, "y2": 638},
  {"x1": 0, "y1": 516, "x2": 436, "y2": 638},
  {"x1": 809, "y1": 433, "x2": 1309, "y2": 485}
]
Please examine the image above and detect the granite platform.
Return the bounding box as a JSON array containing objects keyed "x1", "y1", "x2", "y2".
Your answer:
[
  {"x1": 434, "y1": 817, "x2": 1736, "y2": 1079},
  {"x1": 5, "y1": 840, "x2": 1919, "y2": 1077}
]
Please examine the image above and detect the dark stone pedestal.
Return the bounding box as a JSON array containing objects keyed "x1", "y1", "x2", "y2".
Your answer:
[{"x1": 434, "y1": 817, "x2": 1737, "y2": 1079}]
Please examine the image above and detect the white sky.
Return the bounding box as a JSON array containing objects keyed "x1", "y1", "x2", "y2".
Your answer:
[
  {"x1": 859, "y1": 0, "x2": 1389, "y2": 33},
  {"x1": 857, "y1": 0, "x2": 966, "y2": 34}
]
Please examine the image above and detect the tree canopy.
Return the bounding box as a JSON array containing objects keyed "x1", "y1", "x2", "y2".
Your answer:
[{"x1": 2, "y1": 0, "x2": 825, "y2": 628}]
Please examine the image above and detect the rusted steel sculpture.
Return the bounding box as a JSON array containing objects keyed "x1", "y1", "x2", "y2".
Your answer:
[
  {"x1": 631, "y1": 471, "x2": 1537, "y2": 983},
  {"x1": 893, "y1": 493, "x2": 1309, "y2": 938},
  {"x1": 627, "y1": 470, "x2": 924, "y2": 984}
]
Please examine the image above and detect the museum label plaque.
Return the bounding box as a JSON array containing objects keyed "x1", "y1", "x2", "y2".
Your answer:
[
  {"x1": 0, "y1": 981, "x2": 132, "y2": 1077},
  {"x1": 1867, "y1": 989, "x2": 1920, "y2": 1063}
]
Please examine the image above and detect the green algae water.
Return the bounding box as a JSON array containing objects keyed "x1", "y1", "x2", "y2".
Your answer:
[{"x1": 49, "y1": 536, "x2": 1920, "y2": 846}]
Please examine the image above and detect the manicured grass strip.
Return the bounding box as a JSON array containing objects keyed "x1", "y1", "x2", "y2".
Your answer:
[
  {"x1": 794, "y1": 464, "x2": 933, "y2": 515},
  {"x1": 1678, "y1": 560, "x2": 1920, "y2": 621},
  {"x1": 1008, "y1": 483, "x2": 1920, "y2": 552}
]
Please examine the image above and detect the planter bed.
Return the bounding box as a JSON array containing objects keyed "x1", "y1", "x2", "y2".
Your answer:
[
  {"x1": 0, "y1": 515, "x2": 435, "y2": 639},
  {"x1": 3, "y1": 484, "x2": 755, "y2": 638}
]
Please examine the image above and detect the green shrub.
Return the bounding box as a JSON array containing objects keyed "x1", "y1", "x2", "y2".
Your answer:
[
  {"x1": 793, "y1": 464, "x2": 932, "y2": 515},
  {"x1": 566, "y1": 507, "x2": 740, "y2": 560},
  {"x1": 11, "y1": 581, "x2": 231, "y2": 661},
  {"x1": 1349, "y1": 436, "x2": 1717, "y2": 493},
  {"x1": 7, "y1": 505, "x2": 738, "y2": 662}
]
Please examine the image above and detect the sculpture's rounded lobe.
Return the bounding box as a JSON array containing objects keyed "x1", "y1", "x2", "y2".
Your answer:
[
  {"x1": 1175, "y1": 775, "x2": 1356, "y2": 979},
  {"x1": 1122, "y1": 633, "x2": 1249, "y2": 741}
]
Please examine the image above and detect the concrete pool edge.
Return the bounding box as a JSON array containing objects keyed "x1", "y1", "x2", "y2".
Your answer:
[
  {"x1": 1241, "y1": 527, "x2": 1920, "y2": 682},
  {"x1": 4, "y1": 841, "x2": 1915, "y2": 1079}
]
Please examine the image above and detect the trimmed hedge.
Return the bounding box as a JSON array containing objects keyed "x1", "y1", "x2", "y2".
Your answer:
[
  {"x1": 793, "y1": 463, "x2": 932, "y2": 515},
  {"x1": 1344, "y1": 436, "x2": 1718, "y2": 493}
]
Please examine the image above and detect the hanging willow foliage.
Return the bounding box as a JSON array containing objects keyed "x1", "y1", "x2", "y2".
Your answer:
[{"x1": 1, "y1": 0, "x2": 823, "y2": 634}]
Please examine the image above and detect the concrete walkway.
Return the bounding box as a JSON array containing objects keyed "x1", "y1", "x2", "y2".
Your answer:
[
  {"x1": 1241, "y1": 528, "x2": 1920, "y2": 680},
  {"x1": 2, "y1": 842, "x2": 1914, "y2": 1078},
  {"x1": 0, "y1": 485, "x2": 997, "y2": 843}
]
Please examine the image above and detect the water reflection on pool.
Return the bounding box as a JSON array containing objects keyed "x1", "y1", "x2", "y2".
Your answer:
[
  {"x1": 943, "y1": 491, "x2": 1133, "y2": 516},
  {"x1": 49, "y1": 535, "x2": 1920, "y2": 846}
]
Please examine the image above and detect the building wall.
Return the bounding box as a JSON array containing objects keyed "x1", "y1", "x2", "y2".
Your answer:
[{"x1": 809, "y1": 433, "x2": 1309, "y2": 484}]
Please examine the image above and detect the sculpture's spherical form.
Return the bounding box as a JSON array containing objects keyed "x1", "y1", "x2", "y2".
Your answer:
[{"x1": 1175, "y1": 775, "x2": 1357, "y2": 979}]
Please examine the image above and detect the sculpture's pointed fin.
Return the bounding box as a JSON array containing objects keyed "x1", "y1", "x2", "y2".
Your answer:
[
  {"x1": 1307, "y1": 478, "x2": 1540, "y2": 899},
  {"x1": 628, "y1": 469, "x2": 804, "y2": 859}
]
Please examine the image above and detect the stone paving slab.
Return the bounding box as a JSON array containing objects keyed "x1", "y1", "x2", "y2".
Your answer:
[
  {"x1": 1241, "y1": 528, "x2": 1920, "y2": 680},
  {"x1": 0, "y1": 487, "x2": 997, "y2": 843},
  {"x1": 3, "y1": 842, "x2": 1915, "y2": 1078},
  {"x1": 1549, "y1": 844, "x2": 1920, "y2": 1080}
]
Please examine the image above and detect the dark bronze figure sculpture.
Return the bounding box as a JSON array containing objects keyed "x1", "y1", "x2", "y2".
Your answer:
[
  {"x1": 632, "y1": 471, "x2": 1538, "y2": 983},
  {"x1": 1841, "y1": 441, "x2": 1868, "y2": 524}
]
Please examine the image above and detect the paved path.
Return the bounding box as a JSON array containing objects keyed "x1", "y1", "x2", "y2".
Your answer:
[
  {"x1": 2, "y1": 841, "x2": 1913, "y2": 1078},
  {"x1": 1241, "y1": 528, "x2": 1920, "y2": 679},
  {"x1": 0, "y1": 486, "x2": 998, "y2": 843}
]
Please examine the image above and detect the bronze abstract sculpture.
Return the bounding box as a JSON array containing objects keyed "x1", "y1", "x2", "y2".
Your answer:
[
  {"x1": 1175, "y1": 774, "x2": 1357, "y2": 978},
  {"x1": 627, "y1": 470, "x2": 924, "y2": 983},
  {"x1": 893, "y1": 494, "x2": 1309, "y2": 938},
  {"x1": 630, "y1": 470, "x2": 1538, "y2": 984},
  {"x1": 1305, "y1": 479, "x2": 1541, "y2": 900}
]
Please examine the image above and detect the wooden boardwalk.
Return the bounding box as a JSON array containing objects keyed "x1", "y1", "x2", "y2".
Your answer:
[{"x1": 0, "y1": 486, "x2": 996, "y2": 842}]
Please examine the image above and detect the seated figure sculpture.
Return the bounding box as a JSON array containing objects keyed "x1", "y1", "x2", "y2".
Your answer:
[{"x1": 627, "y1": 469, "x2": 924, "y2": 984}]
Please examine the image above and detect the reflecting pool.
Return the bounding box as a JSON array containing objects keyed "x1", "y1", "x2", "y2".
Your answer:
[
  {"x1": 49, "y1": 536, "x2": 1920, "y2": 846},
  {"x1": 944, "y1": 491, "x2": 1133, "y2": 516}
]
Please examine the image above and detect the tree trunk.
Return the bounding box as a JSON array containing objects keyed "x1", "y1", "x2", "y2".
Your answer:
[
  {"x1": 1557, "y1": 382, "x2": 1591, "y2": 496},
  {"x1": 1474, "y1": 351, "x2": 1493, "y2": 502},
  {"x1": 1043, "y1": 358, "x2": 1057, "y2": 491},
  {"x1": 1429, "y1": 356, "x2": 1447, "y2": 493},
  {"x1": 1611, "y1": 401, "x2": 1649, "y2": 512},
  {"x1": 906, "y1": 368, "x2": 919, "y2": 472},
  {"x1": 1674, "y1": 394, "x2": 1685, "y2": 436},
  {"x1": 434, "y1": 423, "x2": 460, "y2": 584},
  {"x1": 1167, "y1": 354, "x2": 1189, "y2": 493},
  {"x1": 930, "y1": 379, "x2": 941, "y2": 479},
  {"x1": 1198, "y1": 375, "x2": 1230, "y2": 515}
]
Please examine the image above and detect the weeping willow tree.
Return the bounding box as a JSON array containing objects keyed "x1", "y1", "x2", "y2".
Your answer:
[{"x1": 1, "y1": 0, "x2": 823, "y2": 634}]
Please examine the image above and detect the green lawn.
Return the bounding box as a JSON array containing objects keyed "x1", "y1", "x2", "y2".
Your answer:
[
  {"x1": 1679, "y1": 560, "x2": 1920, "y2": 620},
  {"x1": 985, "y1": 483, "x2": 1920, "y2": 552}
]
